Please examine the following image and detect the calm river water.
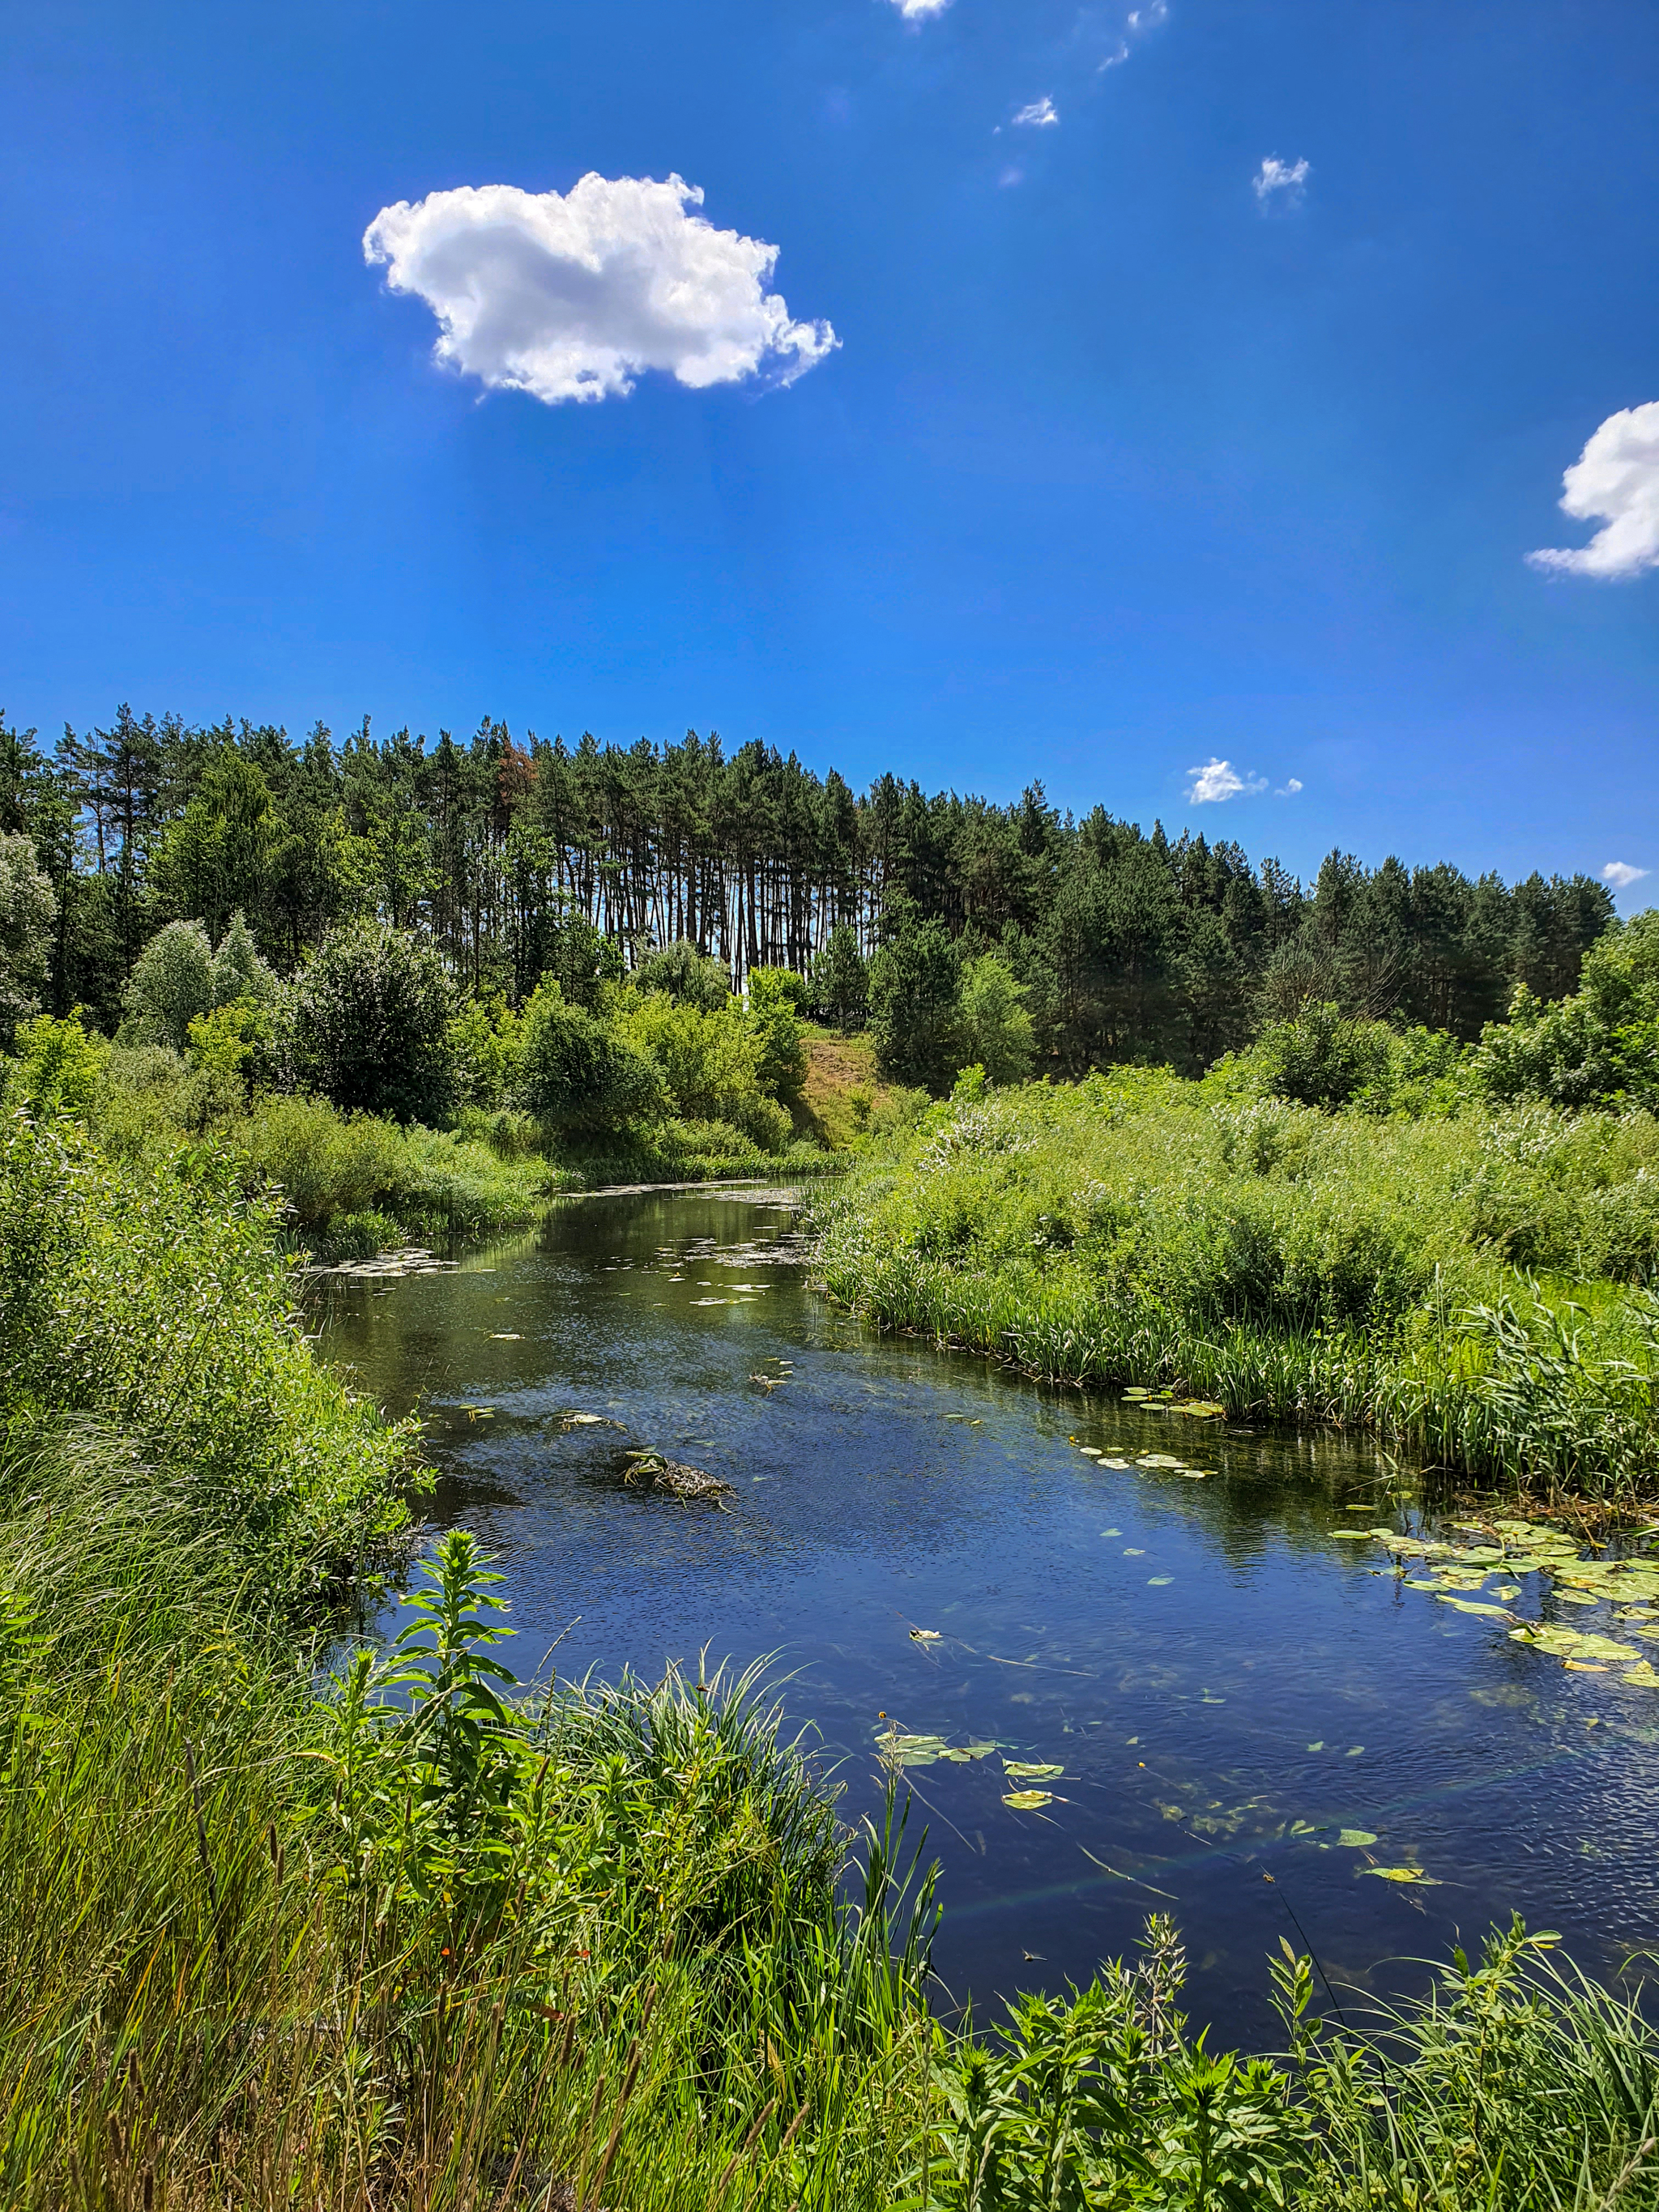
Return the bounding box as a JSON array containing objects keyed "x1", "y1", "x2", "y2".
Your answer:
[{"x1": 315, "y1": 1184, "x2": 1659, "y2": 2045}]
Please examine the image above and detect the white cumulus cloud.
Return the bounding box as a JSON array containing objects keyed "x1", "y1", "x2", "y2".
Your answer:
[
  {"x1": 1253, "y1": 155, "x2": 1310, "y2": 205},
  {"x1": 1187, "y1": 758, "x2": 1267, "y2": 804},
  {"x1": 1275, "y1": 778, "x2": 1303, "y2": 797},
  {"x1": 363, "y1": 174, "x2": 838, "y2": 407},
  {"x1": 1603, "y1": 860, "x2": 1649, "y2": 890},
  {"x1": 1013, "y1": 96, "x2": 1060, "y2": 127},
  {"x1": 1526, "y1": 402, "x2": 1659, "y2": 581},
  {"x1": 890, "y1": 0, "x2": 951, "y2": 17}
]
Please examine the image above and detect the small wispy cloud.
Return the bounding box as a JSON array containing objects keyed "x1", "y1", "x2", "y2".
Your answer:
[
  {"x1": 1253, "y1": 155, "x2": 1310, "y2": 207},
  {"x1": 998, "y1": 164, "x2": 1026, "y2": 189},
  {"x1": 1013, "y1": 96, "x2": 1060, "y2": 128},
  {"x1": 889, "y1": 0, "x2": 951, "y2": 18},
  {"x1": 1604, "y1": 860, "x2": 1649, "y2": 890},
  {"x1": 1187, "y1": 758, "x2": 1267, "y2": 804},
  {"x1": 1100, "y1": 0, "x2": 1168, "y2": 69},
  {"x1": 1527, "y1": 403, "x2": 1659, "y2": 581},
  {"x1": 1274, "y1": 778, "x2": 1303, "y2": 798}
]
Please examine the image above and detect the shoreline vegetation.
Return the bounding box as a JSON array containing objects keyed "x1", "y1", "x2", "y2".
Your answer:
[{"x1": 2, "y1": 1129, "x2": 1658, "y2": 2204}]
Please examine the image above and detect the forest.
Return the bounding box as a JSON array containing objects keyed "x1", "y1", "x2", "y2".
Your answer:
[{"x1": 0, "y1": 705, "x2": 1615, "y2": 1079}]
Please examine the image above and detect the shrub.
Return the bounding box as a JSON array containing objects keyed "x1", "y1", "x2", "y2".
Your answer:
[
  {"x1": 448, "y1": 993, "x2": 525, "y2": 1111},
  {"x1": 1478, "y1": 910, "x2": 1659, "y2": 1111},
  {"x1": 122, "y1": 918, "x2": 215, "y2": 1052},
  {"x1": 955, "y1": 953, "x2": 1035, "y2": 1087},
  {"x1": 618, "y1": 991, "x2": 789, "y2": 1149},
  {"x1": 6, "y1": 1011, "x2": 110, "y2": 1118},
  {"x1": 518, "y1": 982, "x2": 668, "y2": 1134},
  {"x1": 293, "y1": 921, "x2": 455, "y2": 1124},
  {"x1": 633, "y1": 938, "x2": 732, "y2": 1010},
  {"x1": 236, "y1": 1092, "x2": 416, "y2": 1228},
  {"x1": 746, "y1": 966, "x2": 810, "y2": 1110}
]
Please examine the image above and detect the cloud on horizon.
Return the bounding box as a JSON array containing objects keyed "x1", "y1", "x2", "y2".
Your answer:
[
  {"x1": 363, "y1": 174, "x2": 837, "y2": 406},
  {"x1": 1187, "y1": 757, "x2": 1268, "y2": 803},
  {"x1": 1527, "y1": 402, "x2": 1659, "y2": 580},
  {"x1": 1604, "y1": 860, "x2": 1649, "y2": 889}
]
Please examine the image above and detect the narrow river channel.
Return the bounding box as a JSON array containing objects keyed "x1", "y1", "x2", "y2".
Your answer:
[{"x1": 315, "y1": 1183, "x2": 1659, "y2": 2046}]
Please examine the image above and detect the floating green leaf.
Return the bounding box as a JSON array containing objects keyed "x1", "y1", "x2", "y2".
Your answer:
[
  {"x1": 1435, "y1": 1596, "x2": 1516, "y2": 1618},
  {"x1": 1148, "y1": 1575, "x2": 1175, "y2": 1586},
  {"x1": 1365, "y1": 1865, "x2": 1436, "y2": 1884},
  {"x1": 1336, "y1": 1828, "x2": 1378, "y2": 1848},
  {"x1": 1003, "y1": 1788, "x2": 1056, "y2": 1809},
  {"x1": 1137, "y1": 1454, "x2": 1185, "y2": 1469},
  {"x1": 1004, "y1": 1760, "x2": 1064, "y2": 1779},
  {"x1": 909, "y1": 1628, "x2": 941, "y2": 1643},
  {"x1": 1331, "y1": 1530, "x2": 1374, "y2": 1540},
  {"x1": 1622, "y1": 1661, "x2": 1659, "y2": 1689}
]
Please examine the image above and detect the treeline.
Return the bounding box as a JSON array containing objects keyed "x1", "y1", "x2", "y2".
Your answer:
[{"x1": 0, "y1": 705, "x2": 1614, "y2": 1071}]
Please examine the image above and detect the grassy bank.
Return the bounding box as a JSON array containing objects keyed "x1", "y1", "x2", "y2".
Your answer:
[{"x1": 810, "y1": 1070, "x2": 1659, "y2": 1504}]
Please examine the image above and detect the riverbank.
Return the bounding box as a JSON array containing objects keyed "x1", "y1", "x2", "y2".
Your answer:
[{"x1": 808, "y1": 1069, "x2": 1659, "y2": 1507}]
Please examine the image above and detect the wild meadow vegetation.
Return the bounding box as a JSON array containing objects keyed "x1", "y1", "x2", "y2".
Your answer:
[
  {"x1": 5, "y1": 1117, "x2": 1659, "y2": 2207},
  {"x1": 817, "y1": 914, "x2": 1659, "y2": 1507},
  {"x1": 6, "y1": 705, "x2": 1659, "y2": 2200}
]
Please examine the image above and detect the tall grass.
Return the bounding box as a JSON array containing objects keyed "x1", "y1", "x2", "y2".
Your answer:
[{"x1": 811, "y1": 1076, "x2": 1659, "y2": 1502}]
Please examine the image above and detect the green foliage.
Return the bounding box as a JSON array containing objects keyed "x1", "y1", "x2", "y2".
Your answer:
[
  {"x1": 122, "y1": 915, "x2": 215, "y2": 1051},
  {"x1": 447, "y1": 991, "x2": 525, "y2": 1110},
  {"x1": 957, "y1": 953, "x2": 1035, "y2": 1089},
  {"x1": 915, "y1": 1918, "x2": 1308, "y2": 2210},
  {"x1": 0, "y1": 830, "x2": 54, "y2": 1051},
  {"x1": 1478, "y1": 909, "x2": 1659, "y2": 1111},
  {"x1": 5, "y1": 1011, "x2": 110, "y2": 1118},
  {"x1": 872, "y1": 916, "x2": 964, "y2": 1093},
  {"x1": 618, "y1": 990, "x2": 792, "y2": 1151},
  {"x1": 812, "y1": 922, "x2": 870, "y2": 1032},
  {"x1": 633, "y1": 936, "x2": 732, "y2": 1010},
  {"x1": 518, "y1": 979, "x2": 670, "y2": 1134},
  {"x1": 748, "y1": 965, "x2": 812, "y2": 1108},
  {"x1": 0, "y1": 1110, "x2": 412, "y2": 1608},
  {"x1": 185, "y1": 992, "x2": 275, "y2": 1098},
  {"x1": 813, "y1": 1075, "x2": 1659, "y2": 1498},
  {"x1": 293, "y1": 918, "x2": 456, "y2": 1124}
]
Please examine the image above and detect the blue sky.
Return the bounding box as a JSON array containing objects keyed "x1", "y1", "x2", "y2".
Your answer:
[{"x1": 3, "y1": 0, "x2": 1657, "y2": 898}]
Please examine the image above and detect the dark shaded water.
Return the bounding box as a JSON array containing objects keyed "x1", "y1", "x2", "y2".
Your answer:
[{"x1": 315, "y1": 1187, "x2": 1659, "y2": 2045}]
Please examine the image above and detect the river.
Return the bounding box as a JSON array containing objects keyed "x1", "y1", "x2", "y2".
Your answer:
[{"x1": 315, "y1": 1183, "x2": 1659, "y2": 2046}]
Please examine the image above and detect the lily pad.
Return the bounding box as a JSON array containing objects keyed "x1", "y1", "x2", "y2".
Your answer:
[
  {"x1": 1137, "y1": 1454, "x2": 1186, "y2": 1469},
  {"x1": 1003, "y1": 1788, "x2": 1056, "y2": 1809},
  {"x1": 1336, "y1": 1828, "x2": 1378, "y2": 1848},
  {"x1": 1623, "y1": 1661, "x2": 1659, "y2": 1689},
  {"x1": 1172, "y1": 1400, "x2": 1226, "y2": 1419},
  {"x1": 1004, "y1": 1760, "x2": 1064, "y2": 1779},
  {"x1": 1331, "y1": 1529, "x2": 1375, "y2": 1540},
  {"x1": 1148, "y1": 1575, "x2": 1175, "y2": 1586},
  {"x1": 1366, "y1": 1865, "x2": 1436, "y2": 1885},
  {"x1": 909, "y1": 1628, "x2": 942, "y2": 1643},
  {"x1": 1435, "y1": 1596, "x2": 1516, "y2": 1618}
]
